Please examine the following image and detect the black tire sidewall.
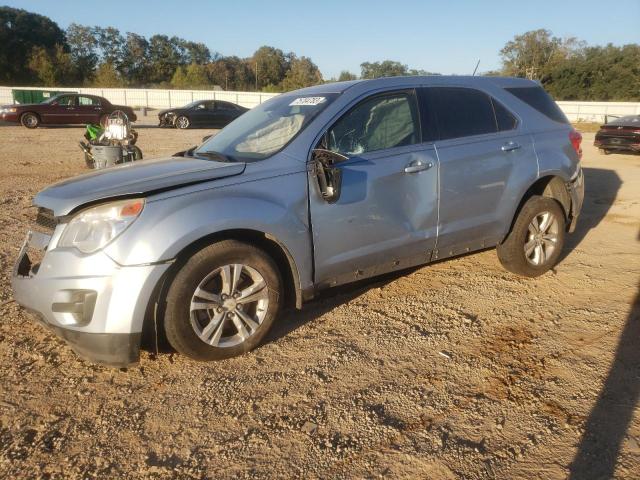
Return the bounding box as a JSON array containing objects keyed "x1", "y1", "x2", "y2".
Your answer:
[
  {"x1": 164, "y1": 240, "x2": 282, "y2": 361},
  {"x1": 21, "y1": 113, "x2": 39, "y2": 128}
]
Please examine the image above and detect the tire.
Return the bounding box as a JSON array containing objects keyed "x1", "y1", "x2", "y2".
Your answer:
[
  {"x1": 164, "y1": 240, "x2": 282, "y2": 361},
  {"x1": 20, "y1": 112, "x2": 39, "y2": 128},
  {"x1": 131, "y1": 145, "x2": 143, "y2": 160},
  {"x1": 175, "y1": 115, "x2": 190, "y2": 129},
  {"x1": 496, "y1": 196, "x2": 565, "y2": 277},
  {"x1": 599, "y1": 148, "x2": 611, "y2": 155}
]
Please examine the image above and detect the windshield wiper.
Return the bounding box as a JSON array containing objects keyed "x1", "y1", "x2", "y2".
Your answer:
[{"x1": 194, "y1": 150, "x2": 235, "y2": 163}]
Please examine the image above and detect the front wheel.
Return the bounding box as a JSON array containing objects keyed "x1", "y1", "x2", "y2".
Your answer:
[
  {"x1": 21, "y1": 112, "x2": 39, "y2": 128},
  {"x1": 163, "y1": 240, "x2": 282, "y2": 361},
  {"x1": 496, "y1": 196, "x2": 565, "y2": 277},
  {"x1": 175, "y1": 115, "x2": 190, "y2": 129}
]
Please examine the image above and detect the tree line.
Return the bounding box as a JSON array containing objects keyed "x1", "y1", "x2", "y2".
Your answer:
[{"x1": 1, "y1": 7, "x2": 638, "y2": 100}]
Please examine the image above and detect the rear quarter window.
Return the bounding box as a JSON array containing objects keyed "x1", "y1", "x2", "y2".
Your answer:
[{"x1": 505, "y1": 86, "x2": 568, "y2": 124}]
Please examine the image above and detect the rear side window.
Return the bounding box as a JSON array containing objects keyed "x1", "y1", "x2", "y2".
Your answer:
[
  {"x1": 492, "y1": 99, "x2": 518, "y2": 131},
  {"x1": 505, "y1": 86, "x2": 568, "y2": 124},
  {"x1": 430, "y1": 87, "x2": 496, "y2": 140}
]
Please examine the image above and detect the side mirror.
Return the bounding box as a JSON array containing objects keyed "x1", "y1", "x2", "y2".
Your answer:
[{"x1": 311, "y1": 149, "x2": 348, "y2": 203}]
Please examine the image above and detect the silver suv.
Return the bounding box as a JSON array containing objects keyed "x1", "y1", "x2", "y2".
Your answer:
[{"x1": 12, "y1": 76, "x2": 584, "y2": 367}]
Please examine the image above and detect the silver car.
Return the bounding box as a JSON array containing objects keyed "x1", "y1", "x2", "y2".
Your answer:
[{"x1": 12, "y1": 76, "x2": 585, "y2": 367}]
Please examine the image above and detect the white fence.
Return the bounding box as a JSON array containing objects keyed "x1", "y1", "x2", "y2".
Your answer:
[
  {"x1": 1, "y1": 86, "x2": 639, "y2": 122},
  {"x1": 0, "y1": 86, "x2": 279, "y2": 110},
  {"x1": 556, "y1": 101, "x2": 640, "y2": 123}
]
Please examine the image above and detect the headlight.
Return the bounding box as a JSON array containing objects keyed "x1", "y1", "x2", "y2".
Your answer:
[
  {"x1": 1, "y1": 107, "x2": 17, "y2": 113},
  {"x1": 58, "y1": 198, "x2": 145, "y2": 253}
]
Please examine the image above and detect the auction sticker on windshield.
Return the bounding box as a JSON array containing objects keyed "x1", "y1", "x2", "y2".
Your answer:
[{"x1": 289, "y1": 97, "x2": 326, "y2": 106}]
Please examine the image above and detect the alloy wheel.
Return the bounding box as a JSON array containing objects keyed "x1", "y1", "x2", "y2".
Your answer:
[
  {"x1": 189, "y1": 264, "x2": 269, "y2": 348},
  {"x1": 524, "y1": 211, "x2": 559, "y2": 266}
]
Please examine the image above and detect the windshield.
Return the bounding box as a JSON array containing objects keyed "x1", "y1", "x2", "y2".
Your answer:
[{"x1": 195, "y1": 93, "x2": 338, "y2": 162}]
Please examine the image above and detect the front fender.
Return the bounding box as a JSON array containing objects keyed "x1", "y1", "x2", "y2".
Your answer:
[{"x1": 103, "y1": 172, "x2": 313, "y2": 291}]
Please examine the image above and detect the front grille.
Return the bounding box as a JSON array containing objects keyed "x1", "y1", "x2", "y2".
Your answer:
[{"x1": 34, "y1": 207, "x2": 57, "y2": 234}]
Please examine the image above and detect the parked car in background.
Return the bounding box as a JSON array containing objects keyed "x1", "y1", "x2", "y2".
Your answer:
[
  {"x1": 158, "y1": 100, "x2": 248, "y2": 129},
  {"x1": 0, "y1": 93, "x2": 137, "y2": 128},
  {"x1": 12, "y1": 76, "x2": 584, "y2": 367},
  {"x1": 594, "y1": 115, "x2": 640, "y2": 154}
]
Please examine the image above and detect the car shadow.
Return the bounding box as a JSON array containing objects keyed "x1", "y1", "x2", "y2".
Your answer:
[
  {"x1": 141, "y1": 267, "x2": 418, "y2": 357},
  {"x1": 559, "y1": 167, "x2": 622, "y2": 263},
  {"x1": 568, "y1": 228, "x2": 640, "y2": 479}
]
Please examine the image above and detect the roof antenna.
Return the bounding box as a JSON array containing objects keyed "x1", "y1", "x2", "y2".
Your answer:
[{"x1": 472, "y1": 59, "x2": 480, "y2": 76}]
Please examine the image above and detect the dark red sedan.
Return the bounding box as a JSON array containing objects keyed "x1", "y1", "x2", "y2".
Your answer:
[
  {"x1": 0, "y1": 93, "x2": 137, "y2": 128},
  {"x1": 594, "y1": 115, "x2": 640, "y2": 154}
]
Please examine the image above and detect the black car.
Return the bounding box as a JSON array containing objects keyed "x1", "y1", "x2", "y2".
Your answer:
[
  {"x1": 158, "y1": 100, "x2": 248, "y2": 129},
  {"x1": 594, "y1": 115, "x2": 640, "y2": 154}
]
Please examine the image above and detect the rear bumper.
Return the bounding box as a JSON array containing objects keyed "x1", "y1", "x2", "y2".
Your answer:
[{"x1": 567, "y1": 167, "x2": 585, "y2": 233}]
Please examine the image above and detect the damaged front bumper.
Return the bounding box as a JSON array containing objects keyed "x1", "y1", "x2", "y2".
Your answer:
[
  {"x1": 11, "y1": 228, "x2": 170, "y2": 367},
  {"x1": 158, "y1": 113, "x2": 177, "y2": 127}
]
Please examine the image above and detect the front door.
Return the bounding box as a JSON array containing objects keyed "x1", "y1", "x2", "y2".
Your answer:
[
  {"x1": 309, "y1": 90, "x2": 439, "y2": 287},
  {"x1": 43, "y1": 95, "x2": 77, "y2": 124}
]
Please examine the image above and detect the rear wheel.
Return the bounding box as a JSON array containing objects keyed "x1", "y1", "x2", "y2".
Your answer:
[
  {"x1": 175, "y1": 115, "x2": 190, "y2": 129},
  {"x1": 164, "y1": 240, "x2": 282, "y2": 361},
  {"x1": 599, "y1": 148, "x2": 611, "y2": 155},
  {"x1": 20, "y1": 112, "x2": 39, "y2": 128},
  {"x1": 497, "y1": 196, "x2": 565, "y2": 277}
]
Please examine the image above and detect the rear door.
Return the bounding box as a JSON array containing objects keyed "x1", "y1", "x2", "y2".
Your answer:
[
  {"x1": 310, "y1": 89, "x2": 439, "y2": 287},
  {"x1": 423, "y1": 86, "x2": 537, "y2": 257},
  {"x1": 76, "y1": 95, "x2": 103, "y2": 123}
]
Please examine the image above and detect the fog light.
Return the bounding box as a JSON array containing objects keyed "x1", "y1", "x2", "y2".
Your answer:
[{"x1": 52, "y1": 290, "x2": 97, "y2": 326}]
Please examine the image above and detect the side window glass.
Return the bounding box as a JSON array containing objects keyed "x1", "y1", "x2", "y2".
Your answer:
[
  {"x1": 328, "y1": 92, "x2": 419, "y2": 155},
  {"x1": 79, "y1": 96, "x2": 98, "y2": 106},
  {"x1": 431, "y1": 87, "x2": 497, "y2": 140},
  {"x1": 492, "y1": 99, "x2": 518, "y2": 131},
  {"x1": 57, "y1": 96, "x2": 75, "y2": 106}
]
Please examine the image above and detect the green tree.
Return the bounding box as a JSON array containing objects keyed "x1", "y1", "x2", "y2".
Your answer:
[
  {"x1": 171, "y1": 63, "x2": 211, "y2": 89},
  {"x1": 280, "y1": 56, "x2": 323, "y2": 91},
  {"x1": 208, "y1": 56, "x2": 254, "y2": 90},
  {"x1": 0, "y1": 6, "x2": 67, "y2": 84},
  {"x1": 338, "y1": 71, "x2": 358, "y2": 81},
  {"x1": 28, "y1": 44, "x2": 79, "y2": 85},
  {"x1": 93, "y1": 61, "x2": 126, "y2": 87},
  {"x1": 148, "y1": 34, "x2": 183, "y2": 84},
  {"x1": 360, "y1": 61, "x2": 408, "y2": 79},
  {"x1": 119, "y1": 33, "x2": 150, "y2": 86},
  {"x1": 66, "y1": 23, "x2": 99, "y2": 82},
  {"x1": 500, "y1": 29, "x2": 584, "y2": 81},
  {"x1": 252, "y1": 46, "x2": 290, "y2": 89}
]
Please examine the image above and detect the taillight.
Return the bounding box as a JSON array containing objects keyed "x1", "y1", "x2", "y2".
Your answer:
[{"x1": 569, "y1": 129, "x2": 582, "y2": 159}]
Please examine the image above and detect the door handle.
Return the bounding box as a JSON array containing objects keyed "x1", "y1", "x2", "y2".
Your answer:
[
  {"x1": 501, "y1": 141, "x2": 521, "y2": 152},
  {"x1": 404, "y1": 159, "x2": 433, "y2": 173}
]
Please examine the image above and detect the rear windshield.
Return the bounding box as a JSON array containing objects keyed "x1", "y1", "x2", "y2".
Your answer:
[{"x1": 505, "y1": 86, "x2": 568, "y2": 124}]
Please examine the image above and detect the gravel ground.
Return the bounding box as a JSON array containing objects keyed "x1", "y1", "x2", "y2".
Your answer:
[{"x1": 0, "y1": 117, "x2": 638, "y2": 479}]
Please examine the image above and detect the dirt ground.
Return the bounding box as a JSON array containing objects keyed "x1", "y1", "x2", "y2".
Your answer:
[{"x1": 0, "y1": 116, "x2": 638, "y2": 479}]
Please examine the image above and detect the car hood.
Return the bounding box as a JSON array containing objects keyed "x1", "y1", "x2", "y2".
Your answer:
[{"x1": 35, "y1": 156, "x2": 246, "y2": 216}]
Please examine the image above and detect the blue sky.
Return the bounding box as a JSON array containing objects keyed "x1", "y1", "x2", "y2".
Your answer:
[{"x1": 5, "y1": 0, "x2": 640, "y2": 78}]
